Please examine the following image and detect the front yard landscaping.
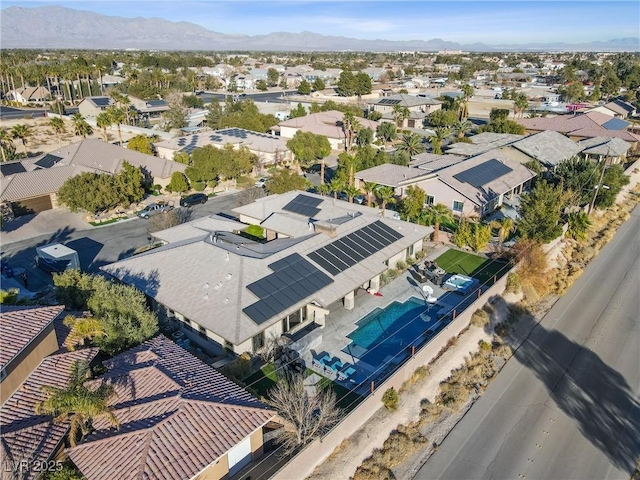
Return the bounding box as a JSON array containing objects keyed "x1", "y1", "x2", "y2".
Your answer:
[{"x1": 434, "y1": 248, "x2": 509, "y2": 286}]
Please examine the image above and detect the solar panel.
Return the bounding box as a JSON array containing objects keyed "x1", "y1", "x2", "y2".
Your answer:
[
  {"x1": 34, "y1": 154, "x2": 62, "y2": 169},
  {"x1": 282, "y1": 194, "x2": 323, "y2": 218},
  {"x1": 0, "y1": 162, "x2": 27, "y2": 176},
  {"x1": 92, "y1": 97, "x2": 110, "y2": 107},
  {"x1": 243, "y1": 253, "x2": 333, "y2": 324},
  {"x1": 453, "y1": 159, "x2": 513, "y2": 188},
  {"x1": 308, "y1": 220, "x2": 404, "y2": 275}
]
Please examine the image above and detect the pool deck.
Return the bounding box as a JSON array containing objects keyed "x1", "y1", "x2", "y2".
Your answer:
[{"x1": 287, "y1": 245, "x2": 487, "y2": 394}]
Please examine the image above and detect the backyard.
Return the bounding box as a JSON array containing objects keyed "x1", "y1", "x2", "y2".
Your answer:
[
  {"x1": 243, "y1": 363, "x2": 364, "y2": 412},
  {"x1": 434, "y1": 248, "x2": 510, "y2": 286}
]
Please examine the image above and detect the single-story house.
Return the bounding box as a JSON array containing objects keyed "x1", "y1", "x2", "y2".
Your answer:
[
  {"x1": 5, "y1": 86, "x2": 51, "y2": 105},
  {"x1": 356, "y1": 149, "x2": 536, "y2": 218},
  {"x1": 587, "y1": 99, "x2": 636, "y2": 119},
  {"x1": 577, "y1": 136, "x2": 632, "y2": 164},
  {"x1": 155, "y1": 128, "x2": 292, "y2": 166},
  {"x1": 0, "y1": 139, "x2": 186, "y2": 216},
  {"x1": 99, "y1": 75, "x2": 125, "y2": 88},
  {"x1": 369, "y1": 94, "x2": 442, "y2": 129},
  {"x1": 277, "y1": 110, "x2": 380, "y2": 150},
  {"x1": 77, "y1": 96, "x2": 114, "y2": 118},
  {"x1": 67, "y1": 336, "x2": 277, "y2": 480},
  {"x1": 101, "y1": 192, "x2": 432, "y2": 356}
]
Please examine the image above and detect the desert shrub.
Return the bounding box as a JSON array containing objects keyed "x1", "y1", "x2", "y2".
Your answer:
[
  {"x1": 414, "y1": 249, "x2": 426, "y2": 260},
  {"x1": 479, "y1": 340, "x2": 492, "y2": 351},
  {"x1": 402, "y1": 365, "x2": 429, "y2": 391},
  {"x1": 505, "y1": 272, "x2": 521, "y2": 293},
  {"x1": 470, "y1": 308, "x2": 490, "y2": 327},
  {"x1": 521, "y1": 283, "x2": 540, "y2": 305},
  {"x1": 382, "y1": 387, "x2": 399, "y2": 411},
  {"x1": 395, "y1": 260, "x2": 407, "y2": 270},
  {"x1": 495, "y1": 322, "x2": 510, "y2": 337},
  {"x1": 353, "y1": 462, "x2": 395, "y2": 480}
]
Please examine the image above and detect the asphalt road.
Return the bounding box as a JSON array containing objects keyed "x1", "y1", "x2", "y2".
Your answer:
[
  {"x1": 1, "y1": 192, "x2": 243, "y2": 292},
  {"x1": 0, "y1": 105, "x2": 48, "y2": 120},
  {"x1": 414, "y1": 205, "x2": 640, "y2": 480},
  {"x1": 196, "y1": 90, "x2": 298, "y2": 104}
]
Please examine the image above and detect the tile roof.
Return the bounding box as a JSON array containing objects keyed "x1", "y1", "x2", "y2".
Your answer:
[
  {"x1": 510, "y1": 130, "x2": 583, "y2": 166},
  {"x1": 1, "y1": 348, "x2": 99, "y2": 480},
  {"x1": 370, "y1": 94, "x2": 442, "y2": 107},
  {"x1": 577, "y1": 137, "x2": 632, "y2": 157},
  {"x1": 278, "y1": 110, "x2": 379, "y2": 140},
  {"x1": 0, "y1": 306, "x2": 64, "y2": 370},
  {"x1": 410, "y1": 152, "x2": 465, "y2": 172},
  {"x1": 518, "y1": 112, "x2": 640, "y2": 142},
  {"x1": 68, "y1": 336, "x2": 275, "y2": 480},
  {"x1": 602, "y1": 99, "x2": 636, "y2": 117},
  {"x1": 445, "y1": 133, "x2": 525, "y2": 156},
  {"x1": 355, "y1": 163, "x2": 433, "y2": 187}
]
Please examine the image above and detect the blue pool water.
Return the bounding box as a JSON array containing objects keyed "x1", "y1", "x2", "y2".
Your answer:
[{"x1": 343, "y1": 297, "x2": 438, "y2": 366}]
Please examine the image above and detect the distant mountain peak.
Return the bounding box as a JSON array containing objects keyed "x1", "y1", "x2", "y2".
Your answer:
[{"x1": 1, "y1": 5, "x2": 638, "y2": 52}]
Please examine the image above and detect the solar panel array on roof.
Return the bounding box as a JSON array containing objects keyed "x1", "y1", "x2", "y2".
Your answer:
[
  {"x1": 282, "y1": 194, "x2": 323, "y2": 217},
  {"x1": 308, "y1": 220, "x2": 403, "y2": 276},
  {"x1": 0, "y1": 162, "x2": 27, "y2": 176},
  {"x1": 147, "y1": 100, "x2": 167, "y2": 107},
  {"x1": 378, "y1": 99, "x2": 401, "y2": 105},
  {"x1": 91, "y1": 97, "x2": 110, "y2": 107},
  {"x1": 243, "y1": 253, "x2": 333, "y2": 324},
  {"x1": 177, "y1": 135, "x2": 201, "y2": 154},
  {"x1": 602, "y1": 117, "x2": 630, "y2": 131},
  {"x1": 34, "y1": 154, "x2": 63, "y2": 169},
  {"x1": 216, "y1": 128, "x2": 275, "y2": 140},
  {"x1": 452, "y1": 159, "x2": 513, "y2": 188}
]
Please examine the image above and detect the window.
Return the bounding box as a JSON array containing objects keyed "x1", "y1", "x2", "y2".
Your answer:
[
  {"x1": 183, "y1": 319, "x2": 193, "y2": 331},
  {"x1": 224, "y1": 340, "x2": 234, "y2": 352},
  {"x1": 252, "y1": 332, "x2": 265, "y2": 352},
  {"x1": 198, "y1": 325, "x2": 207, "y2": 339},
  {"x1": 453, "y1": 201, "x2": 464, "y2": 212},
  {"x1": 425, "y1": 195, "x2": 435, "y2": 206}
]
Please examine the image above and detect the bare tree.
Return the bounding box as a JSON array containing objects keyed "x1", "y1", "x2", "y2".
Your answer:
[
  {"x1": 236, "y1": 187, "x2": 267, "y2": 207},
  {"x1": 147, "y1": 208, "x2": 193, "y2": 233},
  {"x1": 267, "y1": 374, "x2": 341, "y2": 452}
]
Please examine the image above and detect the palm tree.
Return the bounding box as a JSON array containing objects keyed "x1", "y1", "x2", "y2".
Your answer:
[
  {"x1": 328, "y1": 178, "x2": 344, "y2": 199},
  {"x1": 48, "y1": 117, "x2": 66, "y2": 144},
  {"x1": 376, "y1": 185, "x2": 396, "y2": 218},
  {"x1": 0, "y1": 127, "x2": 11, "y2": 162},
  {"x1": 342, "y1": 111, "x2": 359, "y2": 152},
  {"x1": 428, "y1": 127, "x2": 451, "y2": 155},
  {"x1": 392, "y1": 104, "x2": 410, "y2": 129},
  {"x1": 106, "y1": 107, "x2": 126, "y2": 146},
  {"x1": 567, "y1": 211, "x2": 591, "y2": 241},
  {"x1": 453, "y1": 120, "x2": 473, "y2": 139},
  {"x1": 96, "y1": 112, "x2": 112, "y2": 142},
  {"x1": 34, "y1": 360, "x2": 119, "y2": 447},
  {"x1": 344, "y1": 184, "x2": 360, "y2": 203},
  {"x1": 460, "y1": 84, "x2": 474, "y2": 120},
  {"x1": 63, "y1": 315, "x2": 106, "y2": 351},
  {"x1": 489, "y1": 217, "x2": 516, "y2": 243},
  {"x1": 514, "y1": 94, "x2": 529, "y2": 119},
  {"x1": 396, "y1": 133, "x2": 425, "y2": 156},
  {"x1": 341, "y1": 153, "x2": 359, "y2": 187},
  {"x1": 424, "y1": 203, "x2": 453, "y2": 243},
  {"x1": 11, "y1": 124, "x2": 31, "y2": 154},
  {"x1": 363, "y1": 181, "x2": 378, "y2": 207},
  {"x1": 316, "y1": 183, "x2": 330, "y2": 197},
  {"x1": 72, "y1": 113, "x2": 93, "y2": 138}
]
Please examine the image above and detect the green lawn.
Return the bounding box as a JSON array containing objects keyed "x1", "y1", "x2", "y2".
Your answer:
[
  {"x1": 434, "y1": 248, "x2": 510, "y2": 286},
  {"x1": 243, "y1": 363, "x2": 363, "y2": 412}
]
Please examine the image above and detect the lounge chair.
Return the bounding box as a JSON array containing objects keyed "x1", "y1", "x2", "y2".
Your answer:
[
  {"x1": 312, "y1": 354, "x2": 331, "y2": 370},
  {"x1": 337, "y1": 364, "x2": 356, "y2": 381},
  {"x1": 324, "y1": 359, "x2": 343, "y2": 376}
]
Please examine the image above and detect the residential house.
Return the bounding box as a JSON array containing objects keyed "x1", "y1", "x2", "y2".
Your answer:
[
  {"x1": 362, "y1": 67, "x2": 386, "y2": 81},
  {"x1": 587, "y1": 99, "x2": 637, "y2": 119},
  {"x1": 155, "y1": 128, "x2": 291, "y2": 167},
  {"x1": 127, "y1": 95, "x2": 170, "y2": 121},
  {"x1": 0, "y1": 306, "x2": 64, "y2": 404},
  {"x1": 303, "y1": 69, "x2": 343, "y2": 84},
  {"x1": 577, "y1": 137, "x2": 632, "y2": 165},
  {"x1": 77, "y1": 96, "x2": 113, "y2": 118},
  {"x1": 277, "y1": 110, "x2": 380, "y2": 150},
  {"x1": 282, "y1": 72, "x2": 304, "y2": 89},
  {"x1": 368, "y1": 94, "x2": 442, "y2": 129},
  {"x1": 226, "y1": 74, "x2": 255, "y2": 91},
  {"x1": 67, "y1": 336, "x2": 277, "y2": 480},
  {"x1": 518, "y1": 111, "x2": 640, "y2": 146},
  {"x1": 355, "y1": 149, "x2": 536, "y2": 218},
  {"x1": 99, "y1": 75, "x2": 125, "y2": 89},
  {"x1": 101, "y1": 192, "x2": 431, "y2": 356},
  {"x1": 0, "y1": 139, "x2": 186, "y2": 216},
  {"x1": 5, "y1": 86, "x2": 51, "y2": 105}
]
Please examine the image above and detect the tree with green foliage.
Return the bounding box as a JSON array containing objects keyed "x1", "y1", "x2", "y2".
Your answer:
[
  {"x1": 428, "y1": 109, "x2": 459, "y2": 128},
  {"x1": 173, "y1": 151, "x2": 190, "y2": 165},
  {"x1": 363, "y1": 181, "x2": 378, "y2": 207},
  {"x1": 62, "y1": 315, "x2": 106, "y2": 351},
  {"x1": 518, "y1": 180, "x2": 564, "y2": 242},
  {"x1": 453, "y1": 120, "x2": 473, "y2": 139},
  {"x1": 478, "y1": 118, "x2": 525, "y2": 135},
  {"x1": 126, "y1": 134, "x2": 155, "y2": 155},
  {"x1": 265, "y1": 169, "x2": 310, "y2": 194},
  {"x1": 567, "y1": 211, "x2": 592, "y2": 241},
  {"x1": 95, "y1": 112, "x2": 112, "y2": 142},
  {"x1": 423, "y1": 203, "x2": 453, "y2": 242},
  {"x1": 368, "y1": 111, "x2": 383, "y2": 121},
  {"x1": 355, "y1": 127, "x2": 373, "y2": 147},
  {"x1": 11, "y1": 124, "x2": 31, "y2": 153},
  {"x1": 514, "y1": 93, "x2": 529, "y2": 119},
  {"x1": 355, "y1": 71, "x2": 372, "y2": 98},
  {"x1": 396, "y1": 133, "x2": 425, "y2": 156},
  {"x1": 336, "y1": 70, "x2": 356, "y2": 97},
  {"x1": 167, "y1": 171, "x2": 189, "y2": 193},
  {"x1": 256, "y1": 79, "x2": 268, "y2": 91},
  {"x1": 389, "y1": 150, "x2": 410, "y2": 166},
  {"x1": 71, "y1": 113, "x2": 93, "y2": 138},
  {"x1": 392, "y1": 104, "x2": 411, "y2": 128},
  {"x1": 376, "y1": 121, "x2": 397, "y2": 147},
  {"x1": 312, "y1": 77, "x2": 325, "y2": 91},
  {"x1": 289, "y1": 103, "x2": 307, "y2": 119},
  {"x1": 596, "y1": 164, "x2": 630, "y2": 209},
  {"x1": 428, "y1": 127, "x2": 450, "y2": 155},
  {"x1": 328, "y1": 177, "x2": 345, "y2": 199},
  {"x1": 205, "y1": 100, "x2": 224, "y2": 129},
  {"x1": 344, "y1": 184, "x2": 360, "y2": 203},
  {"x1": 453, "y1": 220, "x2": 473, "y2": 249},
  {"x1": 0, "y1": 127, "x2": 14, "y2": 162},
  {"x1": 400, "y1": 185, "x2": 426, "y2": 223},
  {"x1": 162, "y1": 102, "x2": 187, "y2": 131},
  {"x1": 48, "y1": 117, "x2": 67, "y2": 144},
  {"x1": 490, "y1": 217, "x2": 516, "y2": 243},
  {"x1": 459, "y1": 84, "x2": 474, "y2": 120},
  {"x1": 286, "y1": 131, "x2": 331, "y2": 168},
  {"x1": 554, "y1": 156, "x2": 599, "y2": 206},
  {"x1": 469, "y1": 222, "x2": 493, "y2": 252},
  {"x1": 382, "y1": 387, "x2": 399, "y2": 411},
  {"x1": 376, "y1": 185, "x2": 396, "y2": 217},
  {"x1": 182, "y1": 94, "x2": 204, "y2": 109},
  {"x1": 35, "y1": 360, "x2": 119, "y2": 447},
  {"x1": 0, "y1": 288, "x2": 20, "y2": 305},
  {"x1": 106, "y1": 106, "x2": 126, "y2": 145},
  {"x1": 298, "y1": 79, "x2": 311, "y2": 95},
  {"x1": 267, "y1": 68, "x2": 280, "y2": 87}
]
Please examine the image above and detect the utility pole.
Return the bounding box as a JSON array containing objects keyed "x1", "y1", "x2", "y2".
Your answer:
[{"x1": 588, "y1": 156, "x2": 607, "y2": 215}]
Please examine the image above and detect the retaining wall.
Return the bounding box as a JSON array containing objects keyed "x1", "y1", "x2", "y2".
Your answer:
[{"x1": 272, "y1": 270, "x2": 512, "y2": 480}]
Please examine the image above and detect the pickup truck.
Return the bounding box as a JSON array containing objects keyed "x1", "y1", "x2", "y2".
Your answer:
[{"x1": 137, "y1": 202, "x2": 174, "y2": 219}]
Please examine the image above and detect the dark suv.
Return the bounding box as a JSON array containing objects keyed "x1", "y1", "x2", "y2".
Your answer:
[{"x1": 180, "y1": 193, "x2": 208, "y2": 207}]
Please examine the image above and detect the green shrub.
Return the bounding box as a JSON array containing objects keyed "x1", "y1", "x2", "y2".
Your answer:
[
  {"x1": 470, "y1": 309, "x2": 490, "y2": 327},
  {"x1": 0, "y1": 288, "x2": 20, "y2": 305},
  {"x1": 245, "y1": 224, "x2": 264, "y2": 238},
  {"x1": 167, "y1": 172, "x2": 189, "y2": 193},
  {"x1": 220, "y1": 352, "x2": 252, "y2": 382},
  {"x1": 479, "y1": 340, "x2": 492, "y2": 351},
  {"x1": 505, "y1": 272, "x2": 521, "y2": 293},
  {"x1": 382, "y1": 387, "x2": 399, "y2": 410},
  {"x1": 415, "y1": 250, "x2": 426, "y2": 260},
  {"x1": 193, "y1": 181, "x2": 206, "y2": 192},
  {"x1": 395, "y1": 260, "x2": 407, "y2": 270}
]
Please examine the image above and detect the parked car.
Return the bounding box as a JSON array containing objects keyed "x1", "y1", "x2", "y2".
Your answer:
[
  {"x1": 180, "y1": 193, "x2": 208, "y2": 207},
  {"x1": 336, "y1": 192, "x2": 349, "y2": 201},
  {"x1": 305, "y1": 164, "x2": 322, "y2": 174},
  {"x1": 254, "y1": 178, "x2": 267, "y2": 188},
  {"x1": 137, "y1": 202, "x2": 173, "y2": 219}
]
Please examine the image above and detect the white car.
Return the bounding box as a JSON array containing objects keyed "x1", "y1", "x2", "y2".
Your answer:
[{"x1": 254, "y1": 178, "x2": 267, "y2": 188}]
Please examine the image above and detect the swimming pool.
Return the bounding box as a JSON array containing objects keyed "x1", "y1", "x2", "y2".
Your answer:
[{"x1": 343, "y1": 297, "x2": 438, "y2": 366}]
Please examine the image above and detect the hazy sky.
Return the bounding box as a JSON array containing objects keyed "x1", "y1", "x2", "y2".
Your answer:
[{"x1": 4, "y1": 1, "x2": 640, "y2": 44}]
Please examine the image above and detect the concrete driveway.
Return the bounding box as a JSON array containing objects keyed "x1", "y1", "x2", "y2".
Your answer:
[{"x1": 1, "y1": 209, "x2": 90, "y2": 246}]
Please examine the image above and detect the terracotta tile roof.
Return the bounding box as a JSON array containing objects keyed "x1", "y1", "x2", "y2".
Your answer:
[
  {"x1": 0, "y1": 348, "x2": 99, "y2": 479},
  {"x1": 0, "y1": 306, "x2": 64, "y2": 370},
  {"x1": 279, "y1": 110, "x2": 379, "y2": 140},
  {"x1": 518, "y1": 112, "x2": 640, "y2": 142},
  {"x1": 68, "y1": 336, "x2": 276, "y2": 480}
]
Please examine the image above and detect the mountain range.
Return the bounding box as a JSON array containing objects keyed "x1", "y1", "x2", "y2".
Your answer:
[{"x1": 1, "y1": 6, "x2": 638, "y2": 52}]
